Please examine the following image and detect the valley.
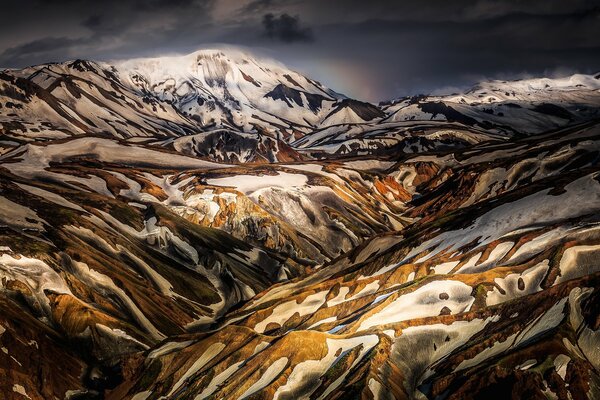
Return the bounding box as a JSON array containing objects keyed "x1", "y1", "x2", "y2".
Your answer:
[{"x1": 0, "y1": 49, "x2": 599, "y2": 399}]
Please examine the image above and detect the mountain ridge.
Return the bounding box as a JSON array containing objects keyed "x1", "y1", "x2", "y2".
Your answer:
[
  {"x1": 1, "y1": 48, "x2": 600, "y2": 399},
  {"x1": 2, "y1": 49, "x2": 599, "y2": 166}
]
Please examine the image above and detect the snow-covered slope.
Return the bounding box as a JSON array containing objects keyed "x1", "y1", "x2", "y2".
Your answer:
[
  {"x1": 383, "y1": 73, "x2": 600, "y2": 135},
  {"x1": 1, "y1": 49, "x2": 600, "y2": 400},
  {"x1": 2, "y1": 50, "x2": 599, "y2": 164},
  {"x1": 111, "y1": 121, "x2": 600, "y2": 400},
  {"x1": 293, "y1": 73, "x2": 600, "y2": 158},
  {"x1": 0, "y1": 49, "x2": 393, "y2": 162},
  {"x1": 114, "y1": 49, "x2": 349, "y2": 140}
]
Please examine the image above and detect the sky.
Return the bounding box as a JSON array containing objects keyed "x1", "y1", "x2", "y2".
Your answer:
[{"x1": 1, "y1": 0, "x2": 599, "y2": 102}]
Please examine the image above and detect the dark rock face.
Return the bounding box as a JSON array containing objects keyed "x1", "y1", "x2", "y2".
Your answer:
[
  {"x1": 325, "y1": 98, "x2": 386, "y2": 121},
  {"x1": 532, "y1": 103, "x2": 574, "y2": 120},
  {"x1": 264, "y1": 83, "x2": 327, "y2": 112},
  {"x1": 419, "y1": 101, "x2": 479, "y2": 126},
  {"x1": 439, "y1": 306, "x2": 452, "y2": 315}
]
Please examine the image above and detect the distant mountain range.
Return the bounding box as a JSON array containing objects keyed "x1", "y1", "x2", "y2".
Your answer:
[
  {"x1": 0, "y1": 49, "x2": 599, "y2": 400},
  {"x1": 2, "y1": 49, "x2": 599, "y2": 162}
]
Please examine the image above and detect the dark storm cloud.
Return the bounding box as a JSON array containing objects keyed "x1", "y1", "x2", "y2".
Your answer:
[
  {"x1": 0, "y1": 0, "x2": 599, "y2": 101},
  {"x1": 1, "y1": 36, "x2": 87, "y2": 62},
  {"x1": 138, "y1": 0, "x2": 203, "y2": 10},
  {"x1": 38, "y1": 0, "x2": 203, "y2": 7},
  {"x1": 323, "y1": 6, "x2": 600, "y2": 99},
  {"x1": 0, "y1": 0, "x2": 217, "y2": 67},
  {"x1": 239, "y1": 0, "x2": 300, "y2": 14},
  {"x1": 262, "y1": 13, "x2": 314, "y2": 42},
  {"x1": 240, "y1": 0, "x2": 275, "y2": 13},
  {"x1": 81, "y1": 15, "x2": 102, "y2": 29}
]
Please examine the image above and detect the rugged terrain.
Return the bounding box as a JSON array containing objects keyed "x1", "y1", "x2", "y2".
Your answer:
[{"x1": 0, "y1": 49, "x2": 599, "y2": 399}]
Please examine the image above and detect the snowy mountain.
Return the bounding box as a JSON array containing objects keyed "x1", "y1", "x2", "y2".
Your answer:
[
  {"x1": 1, "y1": 48, "x2": 600, "y2": 399},
  {"x1": 290, "y1": 73, "x2": 600, "y2": 159},
  {"x1": 114, "y1": 49, "x2": 349, "y2": 140},
  {"x1": 382, "y1": 73, "x2": 600, "y2": 135},
  {"x1": 0, "y1": 49, "x2": 396, "y2": 162},
  {"x1": 1, "y1": 49, "x2": 599, "y2": 164}
]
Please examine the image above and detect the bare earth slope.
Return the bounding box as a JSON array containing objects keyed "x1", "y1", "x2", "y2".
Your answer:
[
  {"x1": 110, "y1": 121, "x2": 600, "y2": 400},
  {"x1": 0, "y1": 50, "x2": 599, "y2": 399}
]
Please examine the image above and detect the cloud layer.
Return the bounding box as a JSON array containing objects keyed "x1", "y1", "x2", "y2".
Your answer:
[{"x1": 1, "y1": 0, "x2": 599, "y2": 101}]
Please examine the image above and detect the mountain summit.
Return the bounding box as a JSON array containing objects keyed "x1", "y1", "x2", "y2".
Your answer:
[{"x1": 114, "y1": 49, "x2": 347, "y2": 138}]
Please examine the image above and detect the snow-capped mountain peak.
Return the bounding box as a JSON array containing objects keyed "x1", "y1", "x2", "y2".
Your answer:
[
  {"x1": 382, "y1": 72, "x2": 600, "y2": 135},
  {"x1": 1, "y1": 50, "x2": 599, "y2": 164},
  {"x1": 113, "y1": 48, "x2": 346, "y2": 137}
]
